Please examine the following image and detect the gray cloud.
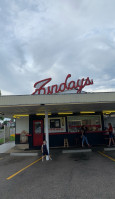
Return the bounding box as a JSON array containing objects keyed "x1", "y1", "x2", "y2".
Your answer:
[{"x1": 0, "y1": 0, "x2": 115, "y2": 95}]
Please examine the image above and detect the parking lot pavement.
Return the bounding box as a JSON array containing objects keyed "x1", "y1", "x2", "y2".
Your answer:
[
  {"x1": 0, "y1": 149, "x2": 115, "y2": 199},
  {"x1": 100, "y1": 149, "x2": 115, "y2": 160}
]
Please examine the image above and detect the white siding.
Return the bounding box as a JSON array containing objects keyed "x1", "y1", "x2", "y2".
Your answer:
[
  {"x1": 0, "y1": 92, "x2": 115, "y2": 106},
  {"x1": 16, "y1": 117, "x2": 29, "y2": 134}
]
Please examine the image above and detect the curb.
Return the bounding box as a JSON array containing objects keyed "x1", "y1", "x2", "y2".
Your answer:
[
  {"x1": 62, "y1": 149, "x2": 92, "y2": 153},
  {"x1": 10, "y1": 153, "x2": 39, "y2": 156},
  {"x1": 104, "y1": 147, "x2": 115, "y2": 152}
]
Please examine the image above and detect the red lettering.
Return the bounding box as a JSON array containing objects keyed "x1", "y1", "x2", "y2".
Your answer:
[
  {"x1": 32, "y1": 78, "x2": 51, "y2": 95},
  {"x1": 58, "y1": 83, "x2": 66, "y2": 92},
  {"x1": 47, "y1": 86, "x2": 52, "y2": 94},
  {"x1": 76, "y1": 78, "x2": 85, "y2": 93},
  {"x1": 65, "y1": 74, "x2": 71, "y2": 89},
  {"x1": 68, "y1": 81, "x2": 75, "y2": 90},
  {"x1": 57, "y1": 74, "x2": 71, "y2": 93},
  {"x1": 33, "y1": 88, "x2": 46, "y2": 95},
  {"x1": 47, "y1": 85, "x2": 58, "y2": 94},
  {"x1": 32, "y1": 74, "x2": 93, "y2": 95}
]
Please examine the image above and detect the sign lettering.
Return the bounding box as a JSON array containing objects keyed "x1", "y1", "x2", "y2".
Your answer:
[{"x1": 32, "y1": 74, "x2": 93, "y2": 95}]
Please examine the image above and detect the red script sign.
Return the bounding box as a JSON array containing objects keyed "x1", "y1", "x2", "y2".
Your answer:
[{"x1": 32, "y1": 74, "x2": 93, "y2": 95}]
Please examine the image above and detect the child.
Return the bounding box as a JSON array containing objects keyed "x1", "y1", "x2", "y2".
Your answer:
[{"x1": 41, "y1": 140, "x2": 52, "y2": 161}]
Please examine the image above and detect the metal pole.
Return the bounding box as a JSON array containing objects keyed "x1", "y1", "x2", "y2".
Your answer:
[
  {"x1": 45, "y1": 109, "x2": 49, "y2": 154},
  {"x1": 4, "y1": 125, "x2": 5, "y2": 143}
]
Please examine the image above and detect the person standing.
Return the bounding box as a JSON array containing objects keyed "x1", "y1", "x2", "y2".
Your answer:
[
  {"x1": 81, "y1": 125, "x2": 90, "y2": 148},
  {"x1": 107, "y1": 123, "x2": 115, "y2": 147},
  {"x1": 41, "y1": 140, "x2": 52, "y2": 161}
]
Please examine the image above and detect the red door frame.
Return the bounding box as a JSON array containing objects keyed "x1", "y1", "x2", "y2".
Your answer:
[{"x1": 33, "y1": 120, "x2": 43, "y2": 146}]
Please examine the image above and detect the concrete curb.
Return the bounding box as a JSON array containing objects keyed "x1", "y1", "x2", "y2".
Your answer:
[
  {"x1": 10, "y1": 153, "x2": 38, "y2": 156},
  {"x1": 62, "y1": 149, "x2": 92, "y2": 153},
  {"x1": 104, "y1": 147, "x2": 115, "y2": 152}
]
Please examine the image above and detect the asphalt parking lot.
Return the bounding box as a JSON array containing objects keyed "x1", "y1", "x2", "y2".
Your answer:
[{"x1": 0, "y1": 149, "x2": 115, "y2": 199}]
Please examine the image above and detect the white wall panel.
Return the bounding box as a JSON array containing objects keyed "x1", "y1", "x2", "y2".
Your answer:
[
  {"x1": 0, "y1": 92, "x2": 115, "y2": 106},
  {"x1": 16, "y1": 117, "x2": 29, "y2": 134}
]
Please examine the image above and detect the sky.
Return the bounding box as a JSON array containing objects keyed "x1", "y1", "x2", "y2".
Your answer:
[{"x1": 0, "y1": 0, "x2": 115, "y2": 95}]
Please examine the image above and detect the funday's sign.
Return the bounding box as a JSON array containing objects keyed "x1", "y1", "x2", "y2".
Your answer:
[{"x1": 32, "y1": 74, "x2": 93, "y2": 95}]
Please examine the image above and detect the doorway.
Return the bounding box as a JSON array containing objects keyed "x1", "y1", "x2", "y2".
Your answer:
[{"x1": 33, "y1": 120, "x2": 43, "y2": 146}]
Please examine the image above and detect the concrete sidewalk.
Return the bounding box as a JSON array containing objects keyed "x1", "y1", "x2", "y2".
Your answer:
[
  {"x1": 0, "y1": 141, "x2": 15, "y2": 153},
  {"x1": 6, "y1": 143, "x2": 39, "y2": 156},
  {"x1": 0, "y1": 142, "x2": 39, "y2": 156}
]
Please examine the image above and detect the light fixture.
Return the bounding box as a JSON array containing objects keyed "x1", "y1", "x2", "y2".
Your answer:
[
  {"x1": 80, "y1": 111, "x2": 95, "y2": 114},
  {"x1": 103, "y1": 110, "x2": 115, "y2": 114},
  {"x1": 13, "y1": 114, "x2": 29, "y2": 118},
  {"x1": 58, "y1": 112, "x2": 73, "y2": 115},
  {"x1": 36, "y1": 113, "x2": 51, "y2": 116}
]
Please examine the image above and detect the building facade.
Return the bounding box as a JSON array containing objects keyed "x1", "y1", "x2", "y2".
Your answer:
[{"x1": 0, "y1": 91, "x2": 115, "y2": 149}]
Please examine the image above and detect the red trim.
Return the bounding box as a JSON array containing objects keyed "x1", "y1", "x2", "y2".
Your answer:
[
  {"x1": 26, "y1": 134, "x2": 32, "y2": 137},
  {"x1": 47, "y1": 131, "x2": 106, "y2": 135},
  {"x1": 16, "y1": 134, "x2": 32, "y2": 136},
  {"x1": 16, "y1": 131, "x2": 107, "y2": 136},
  {"x1": 69, "y1": 125, "x2": 101, "y2": 128}
]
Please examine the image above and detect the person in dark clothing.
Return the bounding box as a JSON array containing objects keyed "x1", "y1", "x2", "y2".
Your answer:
[
  {"x1": 41, "y1": 140, "x2": 52, "y2": 161},
  {"x1": 107, "y1": 123, "x2": 115, "y2": 147},
  {"x1": 81, "y1": 125, "x2": 90, "y2": 148}
]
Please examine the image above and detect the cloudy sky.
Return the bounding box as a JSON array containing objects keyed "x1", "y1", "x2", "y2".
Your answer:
[{"x1": 0, "y1": 0, "x2": 115, "y2": 95}]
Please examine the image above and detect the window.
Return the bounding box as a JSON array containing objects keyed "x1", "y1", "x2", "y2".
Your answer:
[
  {"x1": 46, "y1": 117, "x2": 66, "y2": 133},
  {"x1": 67, "y1": 115, "x2": 101, "y2": 132},
  {"x1": 50, "y1": 119, "x2": 60, "y2": 128}
]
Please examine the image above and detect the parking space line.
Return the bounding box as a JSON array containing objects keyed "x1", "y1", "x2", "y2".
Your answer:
[
  {"x1": 6, "y1": 156, "x2": 43, "y2": 180},
  {"x1": 98, "y1": 151, "x2": 115, "y2": 162}
]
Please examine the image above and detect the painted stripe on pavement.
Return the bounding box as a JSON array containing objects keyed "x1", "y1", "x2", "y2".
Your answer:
[
  {"x1": 6, "y1": 156, "x2": 43, "y2": 180},
  {"x1": 98, "y1": 151, "x2": 115, "y2": 162}
]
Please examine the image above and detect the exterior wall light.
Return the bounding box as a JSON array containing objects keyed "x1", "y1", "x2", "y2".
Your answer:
[
  {"x1": 103, "y1": 110, "x2": 115, "y2": 114},
  {"x1": 80, "y1": 111, "x2": 95, "y2": 114},
  {"x1": 13, "y1": 114, "x2": 29, "y2": 118},
  {"x1": 58, "y1": 112, "x2": 73, "y2": 115},
  {"x1": 36, "y1": 113, "x2": 51, "y2": 116}
]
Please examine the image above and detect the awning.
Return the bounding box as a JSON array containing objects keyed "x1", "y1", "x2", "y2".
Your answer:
[{"x1": 0, "y1": 92, "x2": 115, "y2": 117}]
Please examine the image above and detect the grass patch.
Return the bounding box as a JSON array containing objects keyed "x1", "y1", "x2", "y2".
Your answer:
[
  {"x1": 10, "y1": 136, "x2": 15, "y2": 141},
  {"x1": 0, "y1": 138, "x2": 4, "y2": 144},
  {"x1": 0, "y1": 135, "x2": 15, "y2": 144}
]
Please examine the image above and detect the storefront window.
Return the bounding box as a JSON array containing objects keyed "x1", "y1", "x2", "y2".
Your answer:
[
  {"x1": 67, "y1": 115, "x2": 101, "y2": 132},
  {"x1": 46, "y1": 117, "x2": 66, "y2": 133},
  {"x1": 50, "y1": 119, "x2": 60, "y2": 128}
]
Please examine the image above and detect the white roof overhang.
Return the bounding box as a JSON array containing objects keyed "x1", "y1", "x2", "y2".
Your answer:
[{"x1": 0, "y1": 92, "x2": 115, "y2": 117}]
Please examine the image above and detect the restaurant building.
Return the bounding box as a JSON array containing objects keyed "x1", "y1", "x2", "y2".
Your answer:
[{"x1": 0, "y1": 74, "x2": 115, "y2": 151}]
